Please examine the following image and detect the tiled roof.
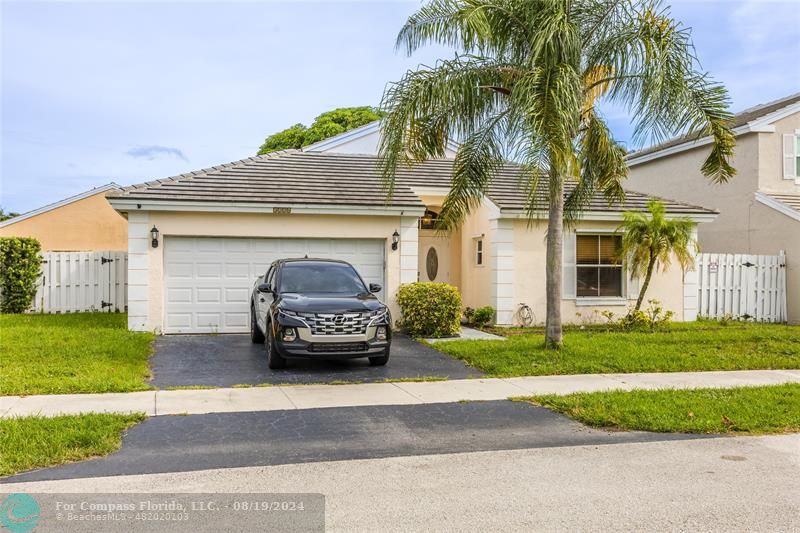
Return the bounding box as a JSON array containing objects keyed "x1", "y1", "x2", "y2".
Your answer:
[
  {"x1": 110, "y1": 151, "x2": 715, "y2": 215},
  {"x1": 628, "y1": 92, "x2": 800, "y2": 160}
]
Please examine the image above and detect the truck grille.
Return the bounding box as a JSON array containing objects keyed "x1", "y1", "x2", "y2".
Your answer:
[
  {"x1": 309, "y1": 342, "x2": 368, "y2": 353},
  {"x1": 299, "y1": 312, "x2": 369, "y2": 335}
]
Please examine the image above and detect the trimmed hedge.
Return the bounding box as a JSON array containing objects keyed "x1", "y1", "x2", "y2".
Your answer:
[
  {"x1": 471, "y1": 306, "x2": 495, "y2": 327},
  {"x1": 396, "y1": 282, "x2": 462, "y2": 338},
  {"x1": 0, "y1": 237, "x2": 42, "y2": 313}
]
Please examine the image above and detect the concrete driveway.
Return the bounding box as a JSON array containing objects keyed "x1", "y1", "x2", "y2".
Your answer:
[{"x1": 148, "y1": 333, "x2": 482, "y2": 388}]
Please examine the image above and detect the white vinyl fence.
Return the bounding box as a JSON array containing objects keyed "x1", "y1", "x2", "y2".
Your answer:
[
  {"x1": 33, "y1": 251, "x2": 128, "y2": 313},
  {"x1": 696, "y1": 251, "x2": 787, "y2": 323}
]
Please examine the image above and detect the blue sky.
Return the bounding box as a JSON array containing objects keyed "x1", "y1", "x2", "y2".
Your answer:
[{"x1": 2, "y1": 0, "x2": 799, "y2": 213}]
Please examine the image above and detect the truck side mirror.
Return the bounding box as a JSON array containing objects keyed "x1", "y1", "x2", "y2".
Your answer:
[{"x1": 257, "y1": 283, "x2": 272, "y2": 294}]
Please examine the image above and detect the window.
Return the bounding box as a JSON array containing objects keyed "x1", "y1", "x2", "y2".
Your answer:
[
  {"x1": 783, "y1": 133, "x2": 800, "y2": 180},
  {"x1": 576, "y1": 234, "x2": 623, "y2": 298},
  {"x1": 475, "y1": 239, "x2": 483, "y2": 266},
  {"x1": 796, "y1": 135, "x2": 800, "y2": 177}
]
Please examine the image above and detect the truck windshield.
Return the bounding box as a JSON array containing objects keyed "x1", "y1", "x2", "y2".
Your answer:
[{"x1": 279, "y1": 262, "x2": 368, "y2": 294}]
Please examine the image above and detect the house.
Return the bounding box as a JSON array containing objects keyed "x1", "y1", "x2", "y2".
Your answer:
[
  {"x1": 625, "y1": 93, "x2": 800, "y2": 324},
  {"x1": 0, "y1": 183, "x2": 127, "y2": 251},
  {"x1": 107, "y1": 124, "x2": 716, "y2": 334}
]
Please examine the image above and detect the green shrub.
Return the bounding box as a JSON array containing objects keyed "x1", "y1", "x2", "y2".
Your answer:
[
  {"x1": 620, "y1": 299, "x2": 673, "y2": 331},
  {"x1": 463, "y1": 307, "x2": 475, "y2": 323},
  {"x1": 397, "y1": 282, "x2": 462, "y2": 338},
  {"x1": 471, "y1": 306, "x2": 495, "y2": 327},
  {"x1": 0, "y1": 237, "x2": 42, "y2": 313}
]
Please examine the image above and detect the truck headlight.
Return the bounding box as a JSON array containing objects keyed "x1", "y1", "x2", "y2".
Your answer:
[
  {"x1": 376, "y1": 326, "x2": 387, "y2": 341},
  {"x1": 282, "y1": 327, "x2": 297, "y2": 342}
]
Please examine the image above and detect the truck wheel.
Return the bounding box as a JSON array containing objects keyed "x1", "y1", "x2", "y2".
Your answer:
[
  {"x1": 368, "y1": 349, "x2": 390, "y2": 366},
  {"x1": 250, "y1": 306, "x2": 265, "y2": 344},
  {"x1": 265, "y1": 325, "x2": 287, "y2": 369}
]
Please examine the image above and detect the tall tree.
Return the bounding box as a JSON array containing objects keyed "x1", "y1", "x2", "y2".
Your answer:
[
  {"x1": 258, "y1": 106, "x2": 385, "y2": 154},
  {"x1": 378, "y1": 0, "x2": 735, "y2": 348},
  {"x1": 0, "y1": 208, "x2": 20, "y2": 222},
  {"x1": 619, "y1": 199, "x2": 697, "y2": 312}
]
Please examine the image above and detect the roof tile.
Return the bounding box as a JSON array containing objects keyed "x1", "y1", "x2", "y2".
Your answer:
[{"x1": 110, "y1": 151, "x2": 715, "y2": 215}]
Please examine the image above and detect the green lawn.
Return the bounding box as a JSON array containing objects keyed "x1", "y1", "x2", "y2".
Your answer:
[
  {"x1": 0, "y1": 413, "x2": 145, "y2": 477},
  {"x1": 434, "y1": 322, "x2": 800, "y2": 377},
  {"x1": 0, "y1": 313, "x2": 154, "y2": 395},
  {"x1": 520, "y1": 384, "x2": 800, "y2": 434}
]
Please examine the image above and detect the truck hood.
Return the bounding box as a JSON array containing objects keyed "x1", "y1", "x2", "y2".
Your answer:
[{"x1": 277, "y1": 293, "x2": 385, "y2": 314}]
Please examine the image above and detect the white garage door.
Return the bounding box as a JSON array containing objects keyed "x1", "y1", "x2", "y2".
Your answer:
[{"x1": 164, "y1": 237, "x2": 385, "y2": 334}]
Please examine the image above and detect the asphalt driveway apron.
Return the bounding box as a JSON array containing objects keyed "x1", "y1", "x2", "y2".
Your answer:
[
  {"x1": 148, "y1": 333, "x2": 482, "y2": 388},
  {"x1": 2, "y1": 401, "x2": 704, "y2": 483}
]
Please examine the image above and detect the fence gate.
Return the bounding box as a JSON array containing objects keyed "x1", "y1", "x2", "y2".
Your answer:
[
  {"x1": 696, "y1": 251, "x2": 787, "y2": 323},
  {"x1": 33, "y1": 251, "x2": 128, "y2": 313}
]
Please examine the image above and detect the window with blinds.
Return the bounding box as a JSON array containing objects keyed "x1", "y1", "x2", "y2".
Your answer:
[{"x1": 576, "y1": 234, "x2": 623, "y2": 297}]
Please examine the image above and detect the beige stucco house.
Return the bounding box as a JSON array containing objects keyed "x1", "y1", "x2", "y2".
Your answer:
[
  {"x1": 108, "y1": 122, "x2": 716, "y2": 334},
  {"x1": 626, "y1": 93, "x2": 800, "y2": 324},
  {"x1": 0, "y1": 183, "x2": 127, "y2": 251}
]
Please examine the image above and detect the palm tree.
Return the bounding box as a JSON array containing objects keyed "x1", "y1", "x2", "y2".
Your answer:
[
  {"x1": 619, "y1": 199, "x2": 697, "y2": 312},
  {"x1": 378, "y1": 0, "x2": 735, "y2": 348}
]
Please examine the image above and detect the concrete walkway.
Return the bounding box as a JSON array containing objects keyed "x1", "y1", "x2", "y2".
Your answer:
[{"x1": 2, "y1": 369, "x2": 799, "y2": 418}]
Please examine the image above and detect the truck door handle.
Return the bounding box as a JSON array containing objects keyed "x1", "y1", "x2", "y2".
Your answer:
[{"x1": 259, "y1": 297, "x2": 265, "y2": 302}]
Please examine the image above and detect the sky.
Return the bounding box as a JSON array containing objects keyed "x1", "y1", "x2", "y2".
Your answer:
[{"x1": 1, "y1": 0, "x2": 799, "y2": 214}]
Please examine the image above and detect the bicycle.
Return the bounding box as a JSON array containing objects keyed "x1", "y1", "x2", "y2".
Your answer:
[{"x1": 517, "y1": 302, "x2": 534, "y2": 327}]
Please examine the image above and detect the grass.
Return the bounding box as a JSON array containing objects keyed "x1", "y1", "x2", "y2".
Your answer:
[
  {"x1": 518, "y1": 384, "x2": 800, "y2": 435},
  {"x1": 434, "y1": 322, "x2": 800, "y2": 377},
  {"x1": 0, "y1": 413, "x2": 145, "y2": 477},
  {"x1": 0, "y1": 313, "x2": 154, "y2": 395}
]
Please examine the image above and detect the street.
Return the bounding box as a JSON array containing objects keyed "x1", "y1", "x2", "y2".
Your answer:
[{"x1": 5, "y1": 426, "x2": 799, "y2": 531}]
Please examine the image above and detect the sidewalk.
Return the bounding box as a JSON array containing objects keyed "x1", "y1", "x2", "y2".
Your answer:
[{"x1": 2, "y1": 369, "x2": 799, "y2": 418}]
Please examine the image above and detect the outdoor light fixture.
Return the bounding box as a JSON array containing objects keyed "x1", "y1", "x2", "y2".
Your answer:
[
  {"x1": 391, "y1": 230, "x2": 400, "y2": 251},
  {"x1": 150, "y1": 226, "x2": 159, "y2": 248}
]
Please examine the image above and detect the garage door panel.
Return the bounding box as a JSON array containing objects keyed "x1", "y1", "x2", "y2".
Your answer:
[
  {"x1": 224, "y1": 313, "x2": 249, "y2": 329},
  {"x1": 307, "y1": 239, "x2": 332, "y2": 254},
  {"x1": 196, "y1": 263, "x2": 222, "y2": 278},
  {"x1": 225, "y1": 287, "x2": 250, "y2": 303},
  {"x1": 164, "y1": 237, "x2": 386, "y2": 333},
  {"x1": 279, "y1": 239, "x2": 306, "y2": 254},
  {"x1": 166, "y1": 288, "x2": 192, "y2": 304},
  {"x1": 253, "y1": 240, "x2": 279, "y2": 252},
  {"x1": 224, "y1": 263, "x2": 250, "y2": 278},
  {"x1": 194, "y1": 238, "x2": 223, "y2": 252},
  {"x1": 168, "y1": 238, "x2": 195, "y2": 252},
  {"x1": 196, "y1": 288, "x2": 222, "y2": 303},
  {"x1": 165, "y1": 313, "x2": 192, "y2": 329},
  {"x1": 166, "y1": 262, "x2": 193, "y2": 279},
  {"x1": 222, "y1": 239, "x2": 249, "y2": 252}
]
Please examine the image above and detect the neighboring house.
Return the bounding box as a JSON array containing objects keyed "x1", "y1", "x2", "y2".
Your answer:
[
  {"x1": 626, "y1": 93, "x2": 800, "y2": 324},
  {"x1": 0, "y1": 183, "x2": 127, "y2": 251},
  {"x1": 107, "y1": 124, "x2": 716, "y2": 334}
]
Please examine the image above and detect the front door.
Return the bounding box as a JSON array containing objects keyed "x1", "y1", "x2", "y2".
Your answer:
[{"x1": 418, "y1": 233, "x2": 450, "y2": 283}]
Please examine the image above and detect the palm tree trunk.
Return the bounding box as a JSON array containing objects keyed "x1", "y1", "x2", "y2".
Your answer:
[
  {"x1": 634, "y1": 254, "x2": 657, "y2": 312},
  {"x1": 545, "y1": 179, "x2": 564, "y2": 349}
]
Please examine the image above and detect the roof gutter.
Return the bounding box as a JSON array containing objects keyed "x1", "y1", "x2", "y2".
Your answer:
[
  {"x1": 626, "y1": 101, "x2": 800, "y2": 167},
  {"x1": 108, "y1": 198, "x2": 426, "y2": 217},
  {"x1": 0, "y1": 183, "x2": 121, "y2": 228},
  {"x1": 495, "y1": 210, "x2": 718, "y2": 223}
]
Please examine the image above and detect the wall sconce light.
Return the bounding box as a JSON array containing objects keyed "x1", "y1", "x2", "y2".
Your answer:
[
  {"x1": 391, "y1": 230, "x2": 400, "y2": 251},
  {"x1": 150, "y1": 226, "x2": 160, "y2": 248}
]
